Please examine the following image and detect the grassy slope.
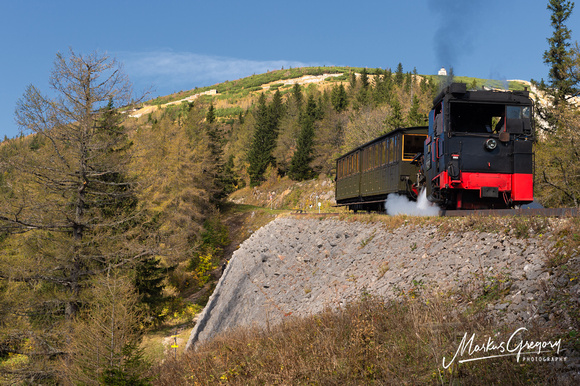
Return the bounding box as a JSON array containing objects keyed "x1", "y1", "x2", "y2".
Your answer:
[{"x1": 137, "y1": 66, "x2": 530, "y2": 119}]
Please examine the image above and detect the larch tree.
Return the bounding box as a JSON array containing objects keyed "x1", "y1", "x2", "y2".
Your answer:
[
  {"x1": 0, "y1": 49, "x2": 152, "y2": 382},
  {"x1": 60, "y1": 273, "x2": 151, "y2": 385}
]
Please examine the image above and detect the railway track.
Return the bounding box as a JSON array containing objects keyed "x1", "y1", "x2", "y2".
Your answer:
[
  {"x1": 439, "y1": 207, "x2": 580, "y2": 217},
  {"x1": 293, "y1": 208, "x2": 580, "y2": 217}
]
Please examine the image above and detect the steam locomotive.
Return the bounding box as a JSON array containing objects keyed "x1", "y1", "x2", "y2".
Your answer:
[{"x1": 335, "y1": 82, "x2": 535, "y2": 211}]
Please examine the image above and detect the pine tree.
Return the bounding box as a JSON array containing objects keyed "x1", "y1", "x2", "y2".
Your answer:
[
  {"x1": 289, "y1": 95, "x2": 317, "y2": 181},
  {"x1": 543, "y1": 0, "x2": 578, "y2": 105},
  {"x1": 360, "y1": 68, "x2": 370, "y2": 89},
  {"x1": 534, "y1": 1, "x2": 580, "y2": 207},
  {"x1": 395, "y1": 63, "x2": 404, "y2": 86},
  {"x1": 349, "y1": 71, "x2": 357, "y2": 89},
  {"x1": 407, "y1": 95, "x2": 425, "y2": 126},
  {"x1": 385, "y1": 98, "x2": 404, "y2": 132},
  {"x1": 357, "y1": 68, "x2": 371, "y2": 106},
  {"x1": 134, "y1": 256, "x2": 168, "y2": 325},
  {"x1": 247, "y1": 92, "x2": 283, "y2": 186},
  {"x1": 204, "y1": 104, "x2": 228, "y2": 202},
  {"x1": 331, "y1": 83, "x2": 349, "y2": 112},
  {"x1": 220, "y1": 155, "x2": 239, "y2": 195},
  {"x1": 270, "y1": 90, "x2": 284, "y2": 126},
  {"x1": 292, "y1": 83, "x2": 303, "y2": 110},
  {"x1": 373, "y1": 68, "x2": 393, "y2": 104},
  {"x1": 404, "y1": 72, "x2": 412, "y2": 93},
  {"x1": 247, "y1": 94, "x2": 270, "y2": 186},
  {"x1": 206, "y1": 102, "x2": 216, "y2": 123}
]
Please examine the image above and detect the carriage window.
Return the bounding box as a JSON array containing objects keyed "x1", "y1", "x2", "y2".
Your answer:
[
  {"x1": 381, "y1": 141, "x2": 386, "y2": 165},
  {"x1": 363, "y1": 148, "x2": 369, "y2": 171},
  {"x1": 402, "y1": 134, "x2": 427, "y2": 161}
]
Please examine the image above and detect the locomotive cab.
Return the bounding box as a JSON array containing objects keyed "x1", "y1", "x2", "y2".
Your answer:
[{"x1": 423, "y1": 83, "x2": 534, "y2": 209}]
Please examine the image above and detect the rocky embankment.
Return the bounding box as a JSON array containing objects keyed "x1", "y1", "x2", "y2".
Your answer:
[{"x1": 186, "y1": 216, "x2": 579, "y2": 352}]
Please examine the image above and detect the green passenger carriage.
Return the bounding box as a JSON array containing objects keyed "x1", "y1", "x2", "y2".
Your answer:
[{"x1": 335, "y1": 127, "x2": 428, "y2": 212}]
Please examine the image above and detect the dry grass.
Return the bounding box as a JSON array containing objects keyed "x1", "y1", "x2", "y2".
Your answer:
[{"x1": 149, "y1": 295, "x2": 564, "y2": 385}]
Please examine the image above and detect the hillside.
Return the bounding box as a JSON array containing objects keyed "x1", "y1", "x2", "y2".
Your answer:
[
  {"x1": 1, "y1": 59, "x2": 578, "y2": 384},
  {"x1": 127, "y1": 67, "x2": 532, "y2": 124},
  {"x1": 156, "y1": 215, "x2": 580, "y2": 384}
]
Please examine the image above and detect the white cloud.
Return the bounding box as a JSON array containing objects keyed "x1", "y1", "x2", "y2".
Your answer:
[{"x1": 118, "y1": 50, "x2": 322, "y2": 92}]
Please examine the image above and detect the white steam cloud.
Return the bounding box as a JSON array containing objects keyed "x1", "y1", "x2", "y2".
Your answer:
[{"x1": 385, "y1": 189, "x2": 440, "y2": 216}]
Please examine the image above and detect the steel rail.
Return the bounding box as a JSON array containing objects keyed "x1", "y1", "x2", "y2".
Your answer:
[{"x1": 292, "y1": 208, "x2": 580, "y2": 217}]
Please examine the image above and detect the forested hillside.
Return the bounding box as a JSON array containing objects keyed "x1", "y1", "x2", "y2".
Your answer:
[{"x1": 0, "y1": 49, "x2": 579, "y2": 382}]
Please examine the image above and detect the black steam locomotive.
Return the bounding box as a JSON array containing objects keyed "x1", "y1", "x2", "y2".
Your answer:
[{"x1": 335, "y1": 83, "x2": 535, "y2": 211}]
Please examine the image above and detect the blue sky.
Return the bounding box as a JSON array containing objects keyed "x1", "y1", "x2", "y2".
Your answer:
[{"x1": 1, "y1": 0, "x2": 578, "y2": 139}]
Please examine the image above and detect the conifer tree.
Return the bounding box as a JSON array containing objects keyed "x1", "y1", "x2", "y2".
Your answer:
[
  {"x1": 289, "y1": 95, "x2": 318, "y2": 181},
  {"x1": 534, "y1": 0, "x2": 580, "y2": 207},
  {"x1": 331, "y1": 83, "x2": 349, "y2": 112},
  {"x1": 404, "y1": 72, "x2": 412, "y2": 92},
  {"x1": 385, "y1": 98, "x2": 404, "y2": 132},
  {"x1": 292, "y1": 83, "x2": 303, "y2": 110},
  {"x1": 360, "y1": 68, "x2": 370, "y2": 89},
  {"x1": 357, "y1": 68, "x2": 371, "y2": 106},
  {"x1": 204, "y1": 103, "x2": 229, "y2": 202},
  {"x1": 134, "y1": 256, "x2": 168, "y2": 325},
  {"x1": 373, "y1": 68, "x2": 393, "y2": 104},
  {"x1": 543, "y1": 0, "x2": 577, "y2": 105},
  {"x1": 270, "y1": 90, "x2": 284, "y2": 126},
  {"x1": 220, "y1": 155, "x2": 239, "y2": 195},
  {"x1": 206, "y1": 102, "x2": 216, "y2": 123},
  {"x1": 395, "y1": 63, "x2": 404, "y2": 86},
  {"x1": 349, "y1": 71, "x2": 358, "y2": 89},
  {"x1": 247, "y1": 92, "x2": 283, "y2": 186},
  {"x1": 247, "y1": 94, "x2": 270, "y2": 186},
  {"x1": 407, "y1": 95, "x2": 425, "y2": 126}
]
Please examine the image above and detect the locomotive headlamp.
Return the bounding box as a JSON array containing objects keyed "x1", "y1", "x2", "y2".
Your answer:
[{"x1": 485, "y1": 138, "x2": 498, "y2": 151}]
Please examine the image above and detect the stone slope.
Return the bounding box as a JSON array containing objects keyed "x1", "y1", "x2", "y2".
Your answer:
[{"x1": 186, "y1": 216, "x2": 575, "y2": 350}]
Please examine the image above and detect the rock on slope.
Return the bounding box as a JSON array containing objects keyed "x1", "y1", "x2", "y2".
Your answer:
[{"x1": 186, "y1": 216, "x2": 573, "y2": 350}]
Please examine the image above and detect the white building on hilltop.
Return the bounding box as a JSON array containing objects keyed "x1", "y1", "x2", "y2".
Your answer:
[{"x1": 438, "y1": 67, "x2": 448, "y2": 76}]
